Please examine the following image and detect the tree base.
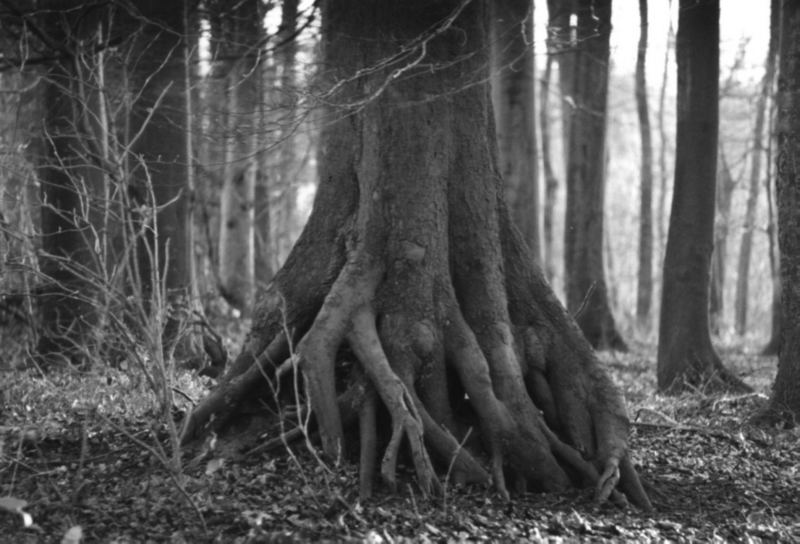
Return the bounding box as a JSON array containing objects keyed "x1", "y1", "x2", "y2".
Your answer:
[{"x1": 181, "y1": 213, "x2": 653, "y2": 510}]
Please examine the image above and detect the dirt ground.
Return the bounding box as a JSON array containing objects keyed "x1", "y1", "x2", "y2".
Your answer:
[{"x1": 1, "y1": 345, "x2": 798, "y2": 543}]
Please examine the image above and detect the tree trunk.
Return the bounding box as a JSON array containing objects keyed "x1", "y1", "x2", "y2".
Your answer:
[
  {"x1": 763, "y1": 19, "x2": 780, "y2": 356},
  {"x1": 128, "y1": 1, "x2": 193, "y2": 346},
  {"x1": 491, "y1": 0, "x2": 540, "y2": 260},
  {"x1": 709, "y1": 147, "x2": 735, "y2": 334},
  {"x1": 635, "y1": 0, "x2": 654, "y2": 330},
  {"x1": 733, "y1": 8, "x2": 778, "y2": 337},
  {"x1": 254, "y1": 0, "x2": 299, "y2": 288},
  {"x1": 562, "y1": 0, "x2": 627, "y2": 351},
  {"x1": 217, "y1": 0, "x2": 261, "y2": 311},
  {"x1": 181, "y1": 0, "x2": 650, "y2": 509},
  {"x1": 540, "y1": 53, "x2": 559, "y2": 282},
  {"x1": 657, "y1": 0, "x2": 749, "y2": 394},
  {"x1": 34, "y1": 2, "x2": 102, "y2": 366},
  {"x1": 755, "y1": 0, "x2": 800, "y2": 425},
  {"x1": 656, "y1": 7, "x2": 674, "y2": 279},
  {"x1": 268, "y1": 0, "x2": 301, "y2": 272}
]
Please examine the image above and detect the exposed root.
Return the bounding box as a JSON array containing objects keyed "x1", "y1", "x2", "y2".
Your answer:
[
  {"x1": 618, "y1": 455, "x2": 653, "y2": 511},
  {"x1": 358, "y1": 384, "x2": 378, "y2": 499},
  {"x1": 348, "y1": 306, "x2": 440, "y2": 496},
  {"x1": 183, "y1": 186, "x2": 652, "y2": 510},
  {"x1": 292, "y1": 258, "x2": 382, "y2": 459},
  {"x1": 180, "y1": 334, "x2": 289, "y2": 443},
  {"x1": 410, "y1": 393, "x2": 489, "y2": 487},
  {"x1": 442, "y1": 294, "x2": 571, "y2": 497}
]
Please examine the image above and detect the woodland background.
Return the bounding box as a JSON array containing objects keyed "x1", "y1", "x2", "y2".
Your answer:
[
  {"x1": 0, "y1": 1, "x2": 779, "y2": 349},
  {"x1": 0, "y1": 1, "x2": 798, "y2": 542}
]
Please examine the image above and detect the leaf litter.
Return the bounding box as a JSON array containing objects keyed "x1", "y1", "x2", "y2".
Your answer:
[{"x1": 0, "y1": 346, "x2": 798, "y2": 542}]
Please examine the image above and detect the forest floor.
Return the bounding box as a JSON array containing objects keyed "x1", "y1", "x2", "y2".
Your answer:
[{"x1": 1, "y1": 340, "x2": 799, "y2": 543}]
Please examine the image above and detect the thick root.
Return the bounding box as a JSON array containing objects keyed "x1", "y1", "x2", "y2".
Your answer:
[
  {"x1": 349, "y1": 306, "x2": 440, "y2": 496},
  {"x1": 358, "y1": 384, "x2": 378, "y2": 499}
]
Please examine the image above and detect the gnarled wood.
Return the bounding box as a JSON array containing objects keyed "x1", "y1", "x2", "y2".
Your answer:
[{"x1": 182, "y1": 0, "x2": 651, "y2": 511}]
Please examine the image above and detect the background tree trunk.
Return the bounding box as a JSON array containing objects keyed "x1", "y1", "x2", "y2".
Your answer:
[
  {"x1": 733, "y1": 11, "x2": 778, "y2": 337},
  {"x1": 34, "y1": 2, "x2": 101, "y2": 365},
  {"x1": 268, "y1": 0, "x2": 301, "y2": 272},
  {"x1": 491, "y1": 0, "x2": 540, "y2": 260},
  {"x1": 756, "y1": 0, "x2": 800, "y2": 424},
  {"x1": 657, "y1": 0, "x2": 748, "y2": 393},
  {"x1": 540, "y1": 53, "x2": 559, "y2": 282},
  {"x1": 763, "y1": 32, "x2": 781, "y2": 356},
  {"x1": 635, "y1": 0, "x2": 654, "y2": 331},
  {"x1": 562, "y1": 0, "x2": 626, "y2": 351},
  {"x1": 709, "y1": 147, "x2": 735, "y2": 334},
  {"x1": 217, "y1": 0, "x2": 261, "y2": 311},
  {"x1": 656, "y1": 6, "x2": 674, "y2": 282},
  {"x1": 128, "y1": 0, "x2": 193, "y2": 346}
]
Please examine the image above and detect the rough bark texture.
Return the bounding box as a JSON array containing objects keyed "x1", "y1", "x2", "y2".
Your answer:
[
  {"x1": 757, "y1": 0, "x2": 800, "y2": 425},
  {"x1": 635, "y1": 0, "x2": 654, "y2": 330},
  {"x1": 491, "y1": 0, "x2": 540, "y2": 260},
  {"x1": 182, "y1": 0, "x2": 650, "y2": 509},
  {"x1": 657, "y1": 0, "x2": 749, "y2": 394},
  {"x1": 733, "y1": 7, "x2": 778, "y2": 337},
  {"x1": 561, "y1": 0, "x2": 627, "y2": 352}
]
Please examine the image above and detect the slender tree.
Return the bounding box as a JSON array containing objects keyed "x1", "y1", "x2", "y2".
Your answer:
[
  {"x1": 217, "y1": 0, "x2": 262, "y2": 311},
  {"x1": 562, "y1": 0, "x2": 627, "y2": 351},
  {"x1": 763, "y1": 57, "x2": 781, "y2": 355},
  {"x1": 182, "y1": 0, "x2": 650, "y2": 509},
  {"x1": 656, "y1": 3, "x2": 674, "y2": 271},
  {"x1": 542, "y1": 0, "x2": 569, "y2": 284},
  {"x1": 709, "y1": 146, "x2": 735, "y2": 334},
  {"x1": 657, "y1": 0, "x2": 749, "y2": 393},
  {"x1": 492, "y1": 0, "x2": 540, "y2": 259},
  {"x1": 260, "y1": 0, "x2": 300, "y2": 279},
  {"x1": 755, "y1": 0, "x2": 800, "y2": 425},
  {"x1": 635, "y1": 0, "x2": 654, "y2": 330},
  {"x1": 733, "y1": 0, "x2": 779, "y2": 336},
  {"x1": 540, "y1": 54, "x2": 559, "y2": 282}
]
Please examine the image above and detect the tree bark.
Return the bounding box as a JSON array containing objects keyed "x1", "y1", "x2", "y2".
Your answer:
[
  {"x1": 733, "y1": 6, "x2": 778, "y2": 336},
  {"x1": 657, "y1": 0, "x2": 749, "y2": 394},
  {"x1": 182, "y1": 0, "x2": 650, "y2": 509},
  {"x1": 635, "y1": 0, "x2": 654, "y2": 330},
  {"x1": 268, "y1": 0, "x2": 301, "y2": 272},
  {"x1": 217, "y1": 0, "x2": 261, "y2": 311},
  {"x1": 34, "y1": 1, "x2": 102, "y2": 366},
  {"x1": 491, "y1": 0, "x2": 540, "y2": 260},
  {"x1": 763, "y1": 28, "x2": 781, "y2": 356},
  {"x1": 709, "y1": 146, "x2": 735, "y2": 334},
  {"x1": 540, "y1": 53, "x2": 559, "y2": 282},
  {"x1": 127, "y1": 1, "x2": 193, "y2": 347},
  {"x1": 755, "y1": 0, "x2": 800, "y2": 425},
  {"x1": 562, "y1": 0, "x2": 626, "y2": 351},
  {"x1": 656, "y1": 7, "x2": 674, "y2": 279}
]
